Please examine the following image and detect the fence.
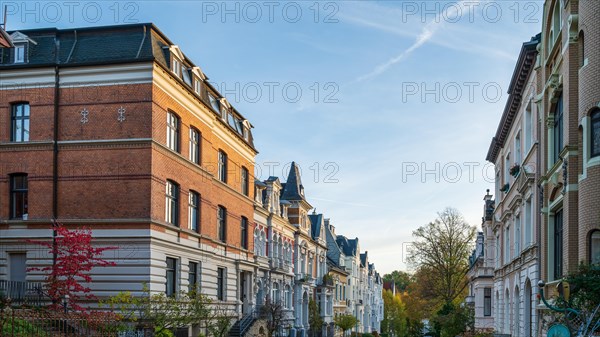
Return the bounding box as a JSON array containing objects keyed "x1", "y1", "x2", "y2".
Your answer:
[
  {"x1": 0, "y1": 308, "x2": 137, "y2": 337},
  {"x1": 0, "y1": 281, "x2": 45, "y2": 307}
]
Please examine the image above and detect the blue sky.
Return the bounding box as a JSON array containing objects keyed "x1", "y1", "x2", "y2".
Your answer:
[{"x1": 4, "y1": 0, "x2": 542, "y2": 273}]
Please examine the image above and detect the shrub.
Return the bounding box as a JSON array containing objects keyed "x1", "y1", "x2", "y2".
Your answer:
[{"x1": 2, "y1": 318, "x2": 48, "y2": 337}]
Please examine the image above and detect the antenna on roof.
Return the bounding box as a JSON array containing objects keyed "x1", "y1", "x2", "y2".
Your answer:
[{"x1": 2, "y1": 5, "x2": 7, "y2": 29}]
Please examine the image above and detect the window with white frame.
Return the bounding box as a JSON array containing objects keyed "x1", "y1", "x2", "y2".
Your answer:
[
  {"x1": 188, "y1": 191, "x2": 199, "y2": 232},
  {"x1": 172, "y1": 58, "x2": 182, "y2": 78},
  {"x1": 167, "y1": 112, "x2": 180, "y2": 152},
  {"x1": 189, "y1": 128, "x2": 200, "y2": 164},
  {"x1": 165, "y1": 180, "x2": 179, "y2": 226},
  {"x1": 194, "y1": 78, "x2": 202, "y2": 95},
  {"x1": 14, "y1": 44, "x2": 25, "y2": 63}
]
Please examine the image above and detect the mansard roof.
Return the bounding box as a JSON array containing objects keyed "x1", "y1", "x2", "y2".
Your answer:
[
  {"x1": 0, "y1": 23, "x2": 256, "y2": 150},
  {"x1": 336, "y1": 235, "x2": 358, "y2": 257},
  {"x1": 309, "y1": 213, "x2": 324, "y2": 240}
]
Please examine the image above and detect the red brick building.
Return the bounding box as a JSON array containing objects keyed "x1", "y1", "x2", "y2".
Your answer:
[{"x1": 0, "y1": 24, "x2": 258, "y2": 314}]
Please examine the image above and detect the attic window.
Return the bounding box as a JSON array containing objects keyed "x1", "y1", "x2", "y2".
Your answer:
[
  {"x1": 208, "y1": 93, "x2": 220, "y2": 113},
  {"x1": 14, "y1": 44, "x2": 25, "y2": 63},
  {"x1": 194, "y1": 78, "x2": 202, "y2": 95},
  {"x1": 182, "y1": 68, "x2": 192, "y2": 86},
  {"x1": 172, "y1": 58, "x2": 182, "y2": 78}
]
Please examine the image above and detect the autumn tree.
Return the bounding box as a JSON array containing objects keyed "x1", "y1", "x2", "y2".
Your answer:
[
  {"x1": 334, "y1": 314, "x2": 358, "y2": 336},
  {"x1": 407, "y1": 207, "x2": 475, "y2": 307},
  {"x1": 260, "y1": 299, "x2": 286, "y2": 337},
  {"x1": 28, "y1": 223, "x2": 116, "y2": 311},
  {"x1": 381, "y1": 289, "x2": 407, "y2": 337}
]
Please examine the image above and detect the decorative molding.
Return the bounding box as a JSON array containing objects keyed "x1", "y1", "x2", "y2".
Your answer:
[
  {"x1": 80, "y1": 108, "x2": 89, "y2": 124},
  {"x1": 117, "y1": 106, "x2": 126, "y2": 122}
]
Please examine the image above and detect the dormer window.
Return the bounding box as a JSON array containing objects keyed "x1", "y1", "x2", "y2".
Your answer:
[
  {"x1": 194, "y1": 78, "x2": 202, "y2": 95},
  {"x1": 208, "y1": 93, "x2": 220, "y2": 113},
  {"x1": 172, "y1": 58, "x2": 182, "y2": 78},
  {"x1": 181, "y1": 67, "x2": 192, "y2": 86},
  {"x1": 14, "y1": 44, "x2": 25, "y2": 63}
]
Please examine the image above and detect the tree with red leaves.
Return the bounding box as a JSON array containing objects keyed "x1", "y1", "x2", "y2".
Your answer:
[{"x1": 28, "y1": 223, "x2": 116, "y2": 312}]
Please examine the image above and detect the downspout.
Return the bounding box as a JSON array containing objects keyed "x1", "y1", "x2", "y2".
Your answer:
[{"x1": 52, "y1": 36, "x2": 60, "y2": 269}]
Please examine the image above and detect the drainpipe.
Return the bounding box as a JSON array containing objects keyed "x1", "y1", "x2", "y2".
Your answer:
[{"x1": 51, "y1": 37, "x2": 60, "y2": 269}]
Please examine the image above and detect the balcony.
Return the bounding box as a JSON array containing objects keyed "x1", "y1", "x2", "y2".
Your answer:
[{"x1": 296, "y1": 273, "x2": 315, "y2": 284}]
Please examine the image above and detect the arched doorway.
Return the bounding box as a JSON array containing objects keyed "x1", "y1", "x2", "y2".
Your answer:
[{"x1": 524, "y1": 280, "x2": 532, "y2": 337}]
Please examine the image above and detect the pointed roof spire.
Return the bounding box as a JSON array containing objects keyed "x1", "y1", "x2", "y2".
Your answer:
[{"x1": 281, "y1": 161, "x2": 305, "y2": 201}]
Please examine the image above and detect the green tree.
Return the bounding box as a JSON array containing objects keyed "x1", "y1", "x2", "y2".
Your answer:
[
  {"x1": 381, "y1": 289, "x2": 407, "y2": 337},
  {"x1": 309, "y1": 299, "x2": 324, "y2": 337},
  {"x1": 334, "y1": 314, "x2": 358, "y2": 336},
  {"x1": 407, "y1": 207, "x2": 476, "y2": 307},
  {"x1": 383, "y1": 271, "x2": 412, "y2": 293}
]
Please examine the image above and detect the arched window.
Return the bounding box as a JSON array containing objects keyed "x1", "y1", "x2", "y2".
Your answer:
[
  {"x1": 590, "y1": 230, "x2": 600, "y2": 265},
  {"x1": 166, "y1": 111, "x2": 180, "y2": 152},
  {"x1": 189, "y1": 127, "x2": 201, "y2": 164},
  {"x1": 165, "y1": 180, "x2": 179, "y2": 226},
  {"x1": 591, "y1": 109, "x2": 600, "y2": 158}
]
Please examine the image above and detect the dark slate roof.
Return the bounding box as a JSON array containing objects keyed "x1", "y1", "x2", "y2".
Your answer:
[
  {"x1": 360, "y1": 252, "x2": 367, "y2": 267},
  {"x1": 309, "y1": 213, "x2": 323, "y2": 240},
  {"x1": 336, "y1": 235, "x2": 358, "y2": 257},
  {"x1": 1, "y1": 24, "x2": 156, "y2": 66},
  {"x1": 281, "y1": 162, "x2": 305, "y2": 201},
  {"x1": 0, "y1": 23, "x2": 256, "y2": 150}
]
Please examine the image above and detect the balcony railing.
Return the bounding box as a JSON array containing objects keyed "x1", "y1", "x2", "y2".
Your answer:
[
  {"x1": 295, "y1": 273, "x2": 315, "y2": 284},
  {"x1": 0, "y1": 280, "x2": 45, "y2": 307}
]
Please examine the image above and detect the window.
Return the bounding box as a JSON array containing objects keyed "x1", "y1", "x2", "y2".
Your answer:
[
  {"x1": 515, "y1": 216, "x2": 521, "y2": 256},
  {"x1": 14, "y1": 44, "x2": 25, "y2": 63},
  {"x1": 591, "y1": 110, "x2": 600, "y2": 158},
  {"x1": 241, "y1": 167, "x2": 249, "y2": 196},
  {"x1": 240, "y1": 216, "x2": 248, "y2": 249},
  {"x1": 218, "y1": 151, "x2": 228, "y2": 183},
  {"x1": 272, "y1": 282, "x2": 280, "y2": 303},
  {"x1": 165, "y1": 180, "x2": 179, "y2": 226},
  {"x1": 515, "y1": 133, "x2": 521, "y2": 165},
  {"x1": 579, "y1": 31, "x2": 585, "y2": 68},
  {"x1": 167, "y1": 112, "x2": 180, "y2": 152},
  {"x1": 172, "y1": 58, "x2": 182, "y2": 78},
  {"x1": 553, "y1": 95, "x2": 564, "y2": 164},
  {"x1": 182, "y1": 67, "x2": 192, "y2": 86},
  {"x1": 284, "y1": 285, "x2": 291, "y2": 308},
  {"x1": 525, "y1": 199, "x2": 532, "y2": 248},
  {"x1": 554, "y1": 209, "x2": 564, "y2": 279},
  {"x1": 208, "y1": 93, "x2": 220, "y2": 112},
  {"x1": 9, "y1": 253, "x2": 26, "y2": 282},
  {"x1": 217, "y1": 267, "x2": 225, "y2": 300},
  {"x1": 505, "y1": 226, "x2": 510, "y2": 264},
  {"x1": 194, "y1": 78, "x2": 202, "y2": 95},
  {"x1": 10, "y1": 174, "x2": 28, "y2": 219},
  {"x1": 11, "y1": 103, "x2": 30, "y2": 142},
  {"x1": 590, "y1": 231, "x2": 600, "y2": 265},
  {"x1": 188, "y1": 191, "x2": 200, "y2": 232},
  {"x1": 525, "y1": 103, "x2": 533, "y2": 152},
  {"x1": 495, "y1": 235, "x2": 500, "y2": 269},
  {"x1": 166, "y1": 257, "x2": 177, "y2": 297},
  {"x1": 484, "y1": 288, "x2": 492, "y2": 316},
  {"x1": 217, "y1": 206, "x2": 227, "y2": 242},
  {"x1": 189, "y1": 128, "x2": 200, "y2": 164},
  {"x1": 504, "y1": 154, "x2": 511, "y2": 184},
  {"x1": 189, "y1": 262, "x2": 199, "y2": 292}
]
